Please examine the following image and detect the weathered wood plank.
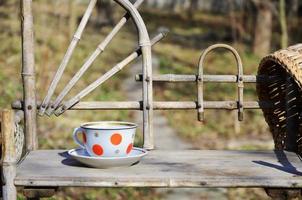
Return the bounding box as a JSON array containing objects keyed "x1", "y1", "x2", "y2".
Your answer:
[
  {"x1": 2, "y1": 110, "x2": 17, "y2": 200},
  {"x1": 15, "y1": 150, "x2": 302, "y2": 188}
]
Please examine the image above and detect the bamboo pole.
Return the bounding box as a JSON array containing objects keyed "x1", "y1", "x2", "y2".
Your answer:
[
  {"x1": 141, "y1": 44, "x2": 153, "y2": 149},
  {"x1": 21, "y1": 0, "x2": 38, "y2": 151},
  {"x1": 12, "y1": 100, "x2": 274, "y2": 111},
  {"x1": 197, "y1": 44, "x2": 244, "y2": 121},
  {"x1": 39, "y1": 0, "x2": 97, "y2": 115},
  {"x1": 2, "y1": 110, "x2": 17, "y2": 200},
  {"x1": 233, "y1": 110, "x2": 241, "y2": 135},
  {"x1": 45, "y1": 0, "x2": 145, "y2": 116},
  {"x1": 197, "y1": 47, "x2": 205, "y2": 121},
  {"x1": 52, "y1": 32, "x2": 166, "y2": 116},
  {"x1": 112, "y1": 0, "x2": 153, "y2": 150},
  {"x1": 135, "y1": 74, "x2": 282, "y2": 83}
]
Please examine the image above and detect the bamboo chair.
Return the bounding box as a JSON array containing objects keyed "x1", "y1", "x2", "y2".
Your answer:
[{"x1": 2, "y1": 0, "x2": 302, "y2": 199}]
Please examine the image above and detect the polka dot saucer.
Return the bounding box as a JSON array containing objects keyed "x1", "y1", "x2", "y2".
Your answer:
[{"x1": 68, "y1": 147, "x2": 148, "y2": 169}]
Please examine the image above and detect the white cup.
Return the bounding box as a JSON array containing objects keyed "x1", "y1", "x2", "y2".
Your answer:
[{"x1": 73, "y1": 121, "x2": 137, "y2": 157}]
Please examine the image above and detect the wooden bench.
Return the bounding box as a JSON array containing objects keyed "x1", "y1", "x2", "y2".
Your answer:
[
  {"x1": 2, "y1": 0, "x2": 302, "y2": 199},
  {"x1": 15, "y1": 150, "x2": 302, "y2": 188}
]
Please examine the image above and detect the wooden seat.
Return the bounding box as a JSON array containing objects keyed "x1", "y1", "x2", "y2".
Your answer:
[{"x1": 15, "y1": 150, "x2": 302, "y2": 188}]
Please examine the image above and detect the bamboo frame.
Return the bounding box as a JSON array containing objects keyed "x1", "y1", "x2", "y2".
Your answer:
[
  {"x1": 37, "y1": 0, "x2": 154, "y2": 149},
  {"x1": 21, "y1": 0, "x2": 37, "y2": 151},
  {"x1": 45, "y1": 0, "x2": 145, "y2": 116},
  {"x1": 39, "y1": 0, "x2": 97, "y2": 116},
  {"x1": 198, "y1": 44, "x2": 244, "y2": 122},
  {"x1": 135, "y1": 74, "x2": 282, "y2": 83},
  {"x1": 2, "y1": 110, "x2": 17, "y2": 200},
  {"x1": 12, "y1": 100, "x2": 274, "y2": 111},
  {"x1": 54, "y1": 32, "x2": 167, "y2": 116},
  {"x1": 113, "y1": 0, "x2": 153, "y2": 150},
  {"x1": 197, "y1": 49, "x2": 205, "y2": 121}
]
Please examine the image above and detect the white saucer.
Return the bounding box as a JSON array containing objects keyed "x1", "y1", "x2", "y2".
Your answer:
[{"x1": 68, "y1": 147, "x2": 148, "y2": 169}]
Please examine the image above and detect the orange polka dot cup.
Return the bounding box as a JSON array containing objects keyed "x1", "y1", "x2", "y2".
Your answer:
[{"x1": 73, "y1": 121, "x2": 137, "y2": 157}]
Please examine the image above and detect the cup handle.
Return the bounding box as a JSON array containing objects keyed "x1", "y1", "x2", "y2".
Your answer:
[{"x1": 73, "y1": 127, "x2": 85, "y2": 149}]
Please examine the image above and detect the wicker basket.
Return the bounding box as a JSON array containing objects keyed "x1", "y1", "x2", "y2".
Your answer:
[{"x1": 257, "y1": 44, "x2": 302, "y2": 154}]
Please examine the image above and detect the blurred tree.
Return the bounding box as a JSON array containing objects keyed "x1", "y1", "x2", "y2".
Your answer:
[
  {"x1": 279, "y1": 0, "x2": 288, "y2": 48},
  {"x1": 168, "y1": 1, "x2": 177, "y2": 11},
  {"x1": 252, "y1": 0, "x2": 273, "y2": 57},
  {"x1": 228, "y1": 0, "x2": 237, "y2": 43},
  {"x1": 232, "y1": 1, "x2": 252, "y2": 43},
  {"x1": 288, "y1": 0, "x2": 299, "y2": 18},
  {"x1": 187, "y1": 0, "x2": 198, "y2": 20},
  {"x1": 211, "y1": 0, "x2": 229, "y2": 14},
  {"x1": 0, "y1": 0, "x2": 6, "y2": 6},
  {"x1": 96, "y1": 0, "x2": 115, "y2": 27}
]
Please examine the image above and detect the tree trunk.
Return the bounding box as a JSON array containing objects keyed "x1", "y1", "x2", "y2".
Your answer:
[
  {"x1": 228, "y1": 0, "x2": 237, "y2": 43},
  {"x1": 279, "y1": 0, "x2": 288, "y2": 48},
  {"x1": 168, "y1": 0, "x2": 176, "y2": 11},
  {"x1": 187, "y1": 0, "x2": 198, "y2": 20},
  {"x1": 289, "y1": 0, "x2": 299, "y2": 18},
  {"x1": 252, "y1": 1, "x2": 273, "y2": 57},
  {"x1": 96, "y1": 0, "x2": 115, "y2": 27},
  {"x1": 0, "y1": 0, "x2": 5, "y2": 6}
]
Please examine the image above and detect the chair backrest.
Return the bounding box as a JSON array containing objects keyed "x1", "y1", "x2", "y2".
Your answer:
[
  {"x1": 20, "y1": 0, "x2": 154, "y2": 151},
  {"x1": 19, "y1": 0, "x2": 302, "y2": 155}
]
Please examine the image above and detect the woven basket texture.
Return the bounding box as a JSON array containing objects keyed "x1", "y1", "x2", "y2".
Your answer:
[{"x1": 257, "y1": 44, "x2": 302, "y2": 154}]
